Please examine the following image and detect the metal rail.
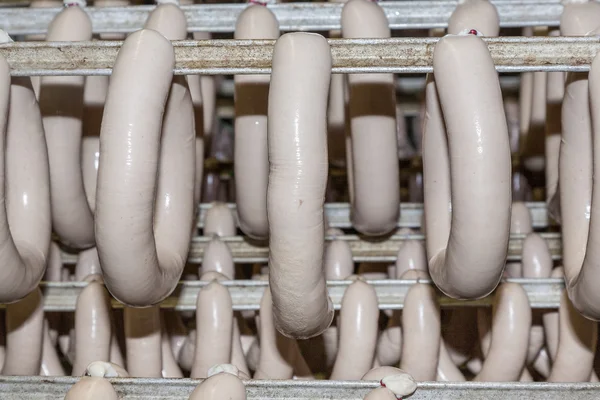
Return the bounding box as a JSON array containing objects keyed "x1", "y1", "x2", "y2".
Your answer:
[
  {"x1": 59, "y1": 232, "x2": 562, "y2": 264},
  {"x1": 0, "y1": 1, "x2": 565, "y2": 35},
  {"x1": 32, "y1": 278, "x2": 563, "y2": 311},
  {"x1": 4, "y1": 375, "x2": 600, "y2": 400},
  {"x1": 1, "y1": 36, "x2": 599, "y2": 76},
  {"x1": 196, "y1": 201, "x2": 550, "y2": 229}
]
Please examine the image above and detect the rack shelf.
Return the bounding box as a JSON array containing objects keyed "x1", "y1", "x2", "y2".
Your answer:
[
  {"x1": 0, "y1": 0, "x2": 564, "y2": 35},
  {"x1": 30, "y1": 278, "x2": 563, "y2": 312},
  {"x1": 1, "y1": 36, "x2": 597, "y2": 76},
  {"x1": 4, "y1": 375, "x2": 599, "y2": 399}
]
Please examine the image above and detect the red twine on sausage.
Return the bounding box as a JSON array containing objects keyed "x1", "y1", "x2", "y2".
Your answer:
[
  {"x1": 379, "y1": 380, "x2": 402, "y2": 400},
  {"x1": 468, "y1": 29, "x2": 479, "y2": 35},
  {"x1": 248, "y1": 0, "x2": 267, "y2": 6}
]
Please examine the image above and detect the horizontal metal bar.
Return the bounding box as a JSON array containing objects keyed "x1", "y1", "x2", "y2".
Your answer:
[
  {"x1": 5, "y1": 374, "x2": 600, "y2": 400},
  {"x1": 0, "y1": 1, "x2": 565, "y2": 35},
  {"x1": 59, "y1": 232, "x2": 562, "y2": 265},
  {"x1": 1, "y1": 36, "x2": 598, "y2": 76},
  {"x1": 30, "y1": 278, "x2": 563, "y2": 312},
  {"x1": 197, "y1": 201, "x2": 549, "y2": 229}
]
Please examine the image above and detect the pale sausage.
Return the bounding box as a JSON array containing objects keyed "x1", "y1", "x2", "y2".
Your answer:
[
  {"x1": 124, "y1": 306, "x2": 162, "y2": 377},
  {"x1": 188, "y1": 371, "x2": 247, "y2": 400},
  {"x1": 447, "y1": 0, "x2": 499, "y2": 36},
  {"x1": 267, "y1": 32, "x2": 334, "y2": 338},
  {"x1": 203, "y1": 202, "x2": 236, "y2": 237},
  {"x1": 64, "y1": 377, "x2": 118, "y2": 400}
]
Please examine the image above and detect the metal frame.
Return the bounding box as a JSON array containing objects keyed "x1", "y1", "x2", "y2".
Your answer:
[
  {"x1": 30, "y1": 278, "x2": 564, "y2": 311},
  {"x1": 4, "y1": 375, "x2": 600, "y2": 399},
  {"x1": 58, "y1": 232, "x2": 562, "y2": 264},
  {"x1": 0, "y1": 0, "x2": 566, "y2": 35},
  {"x1": 196, "y1": 202, "x2": 550, "y2": 229},
  {"x1": 1, "y1": 36, "x2": 598, "y2": 76}
]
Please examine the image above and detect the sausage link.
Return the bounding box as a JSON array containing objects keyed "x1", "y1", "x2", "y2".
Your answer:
[
  {"x1": 361, "y1": 367, "x2": 417, "y2": 398},
  {"x1": 548, "y1": 290, "x2": 598, "y2": 382},
  {"x1": 2, "y1": 288, "x2": 44, "y2": 375},
  {"x1": 95, "y1": 28, "x2": 192, "y2": 306},
  {"x1": 188, "y1": 371, "x2": 247, "y2": 400},
  {"x1": 231, "y1": 316, "x2": 250, "y2": 376},
  {"x1": 124, "y1": 306, "x2": 162, "y2": 377},
  {"x1": 40, "y1": 319, "x2": 65, "y2": 376},
  {"x1": 72, "y1": 277, "x2": 112, "y2": 376},
  {"x1": 39, "y1": 3, "x2": 93, "y2": 249},
  {"x1": 341, "y1": 0, "x2": 399, "y2": 236},
  {"x1": 200, "y1": 238, "x2": 235, "y2": 279},
  {"x1": 331, "y1": 278, "x2": 379, "y2": 380},
  {"x1": 324, "y1": 238, "x2": 354, "y2": 280},
  {"x1": 204, "y1": 202, "x2": 237, "y2": 237},
  {"x1": 191, "y1": 280, "x2": 234, "y2": 378},
  {"x1": 522, "y1": 68, "x2": 548, "y2": 171},
  {"x1": 161, "y1": 318, "x2": 183, "y2": 378},
  {"x1": 505, "y1": 202, "x2": 532, "y2": 278},
  {"x1": 436, "y1": 339, "x2": 466, "y2": 381},
  {"x1": 234, "y1": 4, "x2": 279, "y2": 239},
  {"x1": 543, "y1": 267, "x2": 564, "y2": 362},
  {"x1": 86, "y1": 360, "x2": 129, "y2": 378},
  {"x1": 447, "y1": 0, "x2": 499, "y2": 36},
  {"x1": 65, "y1": 377, "x2": 118, "y2": 400},
  {"x1": 474, "y1": 283, "x2": 531, "y2": 381},
  {"x1": 75, "y1": 247, "x2": 101, "y2": 282},
  {"x1": 44, "y1": 242, "x2": 63, "y2": 283},
  {"x1": 109, "y1": 329, "x2": 124, "y2": 369},
  {"x1": 267, "y1": 32, "x2": 334, "y2": 339},
  {"x1": 399, "y1": 270, "x2": 440, "y2": 381},
  {"x1": 193, "y1": 31, "x2": 217, "y2": 139},
  {"x1": 546, "y1": 29, "x2": 564, "y2": 206},
  {"x1": 531, "y1": 347, "x2": 551, "y2": 378},
  {"x1": 425, "y1": 31, "x2": 511, "y2": 299}
]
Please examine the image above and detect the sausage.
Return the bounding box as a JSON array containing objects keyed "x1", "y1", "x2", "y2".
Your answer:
[
  {"x1": 363, "y1": 387, "x2": 397, "y2": 400},
  {"x1": 231, "y1": 317, "x2": 250, "y2": 376},
  {"x1": 161, "y1": 318, "x2": 184, "y2": 378},
  {"x1": 504, "y1": 97, "x2": 520, "y2": 155},
  {"x1": 424, "y1": 31, "x2": 511, "y2": 299},
  {"x1": 560, "y1": 5, "x2": 600, "y2": 318},
  {"x1": 505, "y1": 202, "x2": 533, "y2": 278},
  {"x1": 95, "y1": 28, "x2": 193, "y2": 306},
  {"x1": 188, "y1": 371, "x2": 247, "y2": 400},
  {"x1": 267, "y1": 32, "x2": 334, "y2": 339},
  {"x1": 200, "y1": 238, "x2": 235, "y2": 279},
  {"x1": 560, "y1": 1, "x2": 600, "y2": 36},
  {"x1": 72, "y1": 276, "x2": 112, "y2": 376},
  {"x1": 330, "y1": 277, "x2": 379, "y2": 380},
  {"x1": 40, "y1": 320, "x2": 65, "y2": 376},
  {"x1": 324, "y1": 238, "x2": 354, "y2": 280},
  {"x1": 398, "y1": 270, "x2": 440, "y2": 381},
  {"x1": 543, "y1": 267, "x2": 564, "y2": 362},
  {"x1": 447, "y1": 0, "x2": 499, "y2": 36},
  {"x1": 86, "y1": 360, "x2": 129, "y2": 378},
  {"x1": 436, "y1": 339, "x2": 466, "y2": 382},
  {"x1": 39, "y1": 3, "x2": 93, "y2": 250},
  {"x1": 234, "y1": 4, "x2": 279, "y2": 239},
  {"x1": 254, "y1": 287, "x2": 295, "y2": 379},
  {"x1": 185, "y1": 72, "x2": 204, "y2": 208},
  {"x1": 45, "y1": 242, "x2": 63, "y2": 283},
  {"x1": 474, "y1": 283, "x2": 531, "y2": 382},
  {"x1": 361, "y1": 367, "x2": 417, "y2": 399},
  {"x1": 109, "y1": 330, "x2": 125, "y2": 369},
  {"x1": 395, "y1": 240, "x2": 428, "y2": 278},
  {"x1": 191, "y1": 280, "x2": 234, "y2": 378},
  {"x1": 522, "y1": 233, "x2": 553, "y2": 279},
  {"x1": 522, "y1": 68, "x2": 548, "y2": 171},
  {"x1": 65, "y1": 377, "x2": 118, "y2": 400},
  {"x1": 0, "y1": 39, "x2": 50, "y2": 302},
  {"x1": 2, "y1": 288, "x2": 44, "y2": 375},
  {"x1": 74, "y1": 248, "x2": 101, "y2": 282},
  {"x1": 204, "y1": 202, "x2": 237, "y2": 237},
  {"x1": 124, "y1": 306, "x2": 162, "y2": 377},
  {"x1": 341, "y1": 0, "x2": 399, "y2": 236},
  {"x1": 531, "y1": 347, "x2": 551, "y2": 378},
  {"x1": 192, "y1": 31, "x2": 217, "y2": 140},
  {"x1": 548, "y1": 290, "x2": 598, "y2": 382}
]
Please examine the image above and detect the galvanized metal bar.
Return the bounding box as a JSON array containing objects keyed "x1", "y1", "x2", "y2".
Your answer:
[
  {"x1": 33, "y1": 278, "x2": 563, "y2": 311},
  {"x1": 1, "y1": 36, "x2": 598, "y2": 76},
  {"x1": 59, "y1": 232, "x2": 562, "y2": 264},
  {"x1": 4, "y1": 374, "x2": 600, "y2": 400},
  {"x1": 0, "y1": 1, "x2": 565, "y2": 35},
  {"x1": 197, "y1": 201, "x2": 550, "y2": 229}
]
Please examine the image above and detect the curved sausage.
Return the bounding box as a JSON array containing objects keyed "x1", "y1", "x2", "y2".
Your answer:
[
  {"x1": 96, "y1": 27, "x2": 193, "y2": 306},
  {"x1": 188, "y1": 371, "x2": 247, "y2": 400},
  {"x1": 72, "y1": 276, "x2": 112, "y2": 376},
  {"x1": 560, "y1": 6, "x2": 600, "y2": 318},
  {"x1": 395, "y1": 240, "x2": 428, "y2": 278},
  {"x1": 267, "y1": 32, "x2": 334, "y2": 339},
  {"x1": 86, "y1": 360, "x2": 129, "y2": 378},
  {"x1": 40, "y1": 319, "x2": 65, "y2": 376},
  {"x1": 324, "y1": 238, "x2": 354, "y2": 280},
  {"x1": 398, "y1": 270, "x2": 440, "y2": 381},
  {"x1": 204, "y1": 202, "x2": 237, "y2": 237},
  {"x1": 330, "y1": 277, "x2": 379, "y2": 380},
  {"x1": 436, "y1": 339, "x2": 466, "y2": 382},
  {"x1": 39, "y1": 3, "x2": 94, "y2": 250},
  {"x1": 531, "y1": 347, "x2": 551, "y2": 378},
  {"x1": 200, "y1": 237, "x2": 235, "y2": 279},
  {"x1": 447, "y1": 0, "x2": 499, "y2": 36},
  {"x1": 0, "y1": 43, "x2": 50, "y2": 303},
  {"x1": 474, "y1": 283, "x2": 531, "y2": 381},
  {"x1": 522, "y1": 233, "x2": 553, "y2": 279},
  {"x1": 124, "y1": 306, "x2": 162, "y2": 377},
  {"x1": 234, "y1": 4, "x2": 279, "y2": 239},
  {"x1": 254, "y1": 287, "x2": 295, "y2": 379},
  {"x1": 341, "y1": 0, "x2": 399, "y2": 236},
  {"x1": 191, "y1": 280, "x2": 234, "y2": 378},
  {"x1": 424, "y1": 30, "x2": 511, "y2": 299},
  {"x1": 546, "y1": 30, "x2": 564, "y2": 205},
  {"x1": 548, "y1": 290, "x2": 598, "y2": 382},
  {"x1": 161, "y1": 319, "x2": 184, "y2": 378},
  {"x1": 2, "y1": 288, "x2": 44, "y2": 375},
  {"x1": 65, "y1": 377, "x2": 118, "y2": 400}
]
